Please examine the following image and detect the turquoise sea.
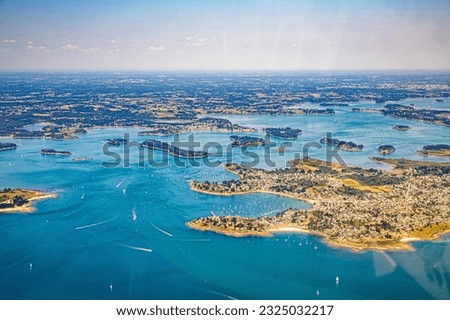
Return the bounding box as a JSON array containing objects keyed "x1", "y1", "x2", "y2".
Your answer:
[{"x1": 0, "y1": 99, "x2": 449, "y2": 299}]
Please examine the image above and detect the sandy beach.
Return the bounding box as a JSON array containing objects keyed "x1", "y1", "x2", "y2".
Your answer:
[{"x1": 0, "y1": 192, "x2": 57, "y2": 214}]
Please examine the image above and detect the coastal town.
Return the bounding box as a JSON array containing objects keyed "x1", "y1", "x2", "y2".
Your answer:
[{"x1": 187, "y1": 157, "x2": 450, "y2": 251}]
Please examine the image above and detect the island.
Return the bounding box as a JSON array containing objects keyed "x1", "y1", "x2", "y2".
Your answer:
[
  {"x1": 300, "y1": 108, "x2": 335, "y2": 115},
  {"x1": 230, "y1": 135, "x2": 265, "y2": 147},
  {"x1": 41, "y1": 149, "x2": 71, "y2": 156},
  {"x1": 141, "y1": 139, "x2": 209, "y2": 158},
  {"x1": 187, "y1": 157, "x2": 450, "y2": 251},
  {"x1": 0, "y1": 142, "x2": 17, "y2": 151},
  {"x1": 106, "y1": 138, "x2": 128, "y2": 145},
  {"x1": 264, "y1": 127, "x2": 302, "y2": 139},
  {"x1": 378, "y1": 145, "x2": 396, "y2": 155},
  {"x1": 72, "y1": 157, "x2": 93, "y2": 162},
  {"x1": 392, "y1": 125, "x2": 412, "y2": 131},
  {"x1": 0, "y1": 188, "x2": 57, "y2": 213},
  {"x1": 351, "y1": 108, "x2": 381, "y2": 113},
  {"x1": 320, "y1": 137, "x2": 364, "y2": 152},
  {"x1": 417, "y1": 144, "x2": 450, "y2": 158},
  {"x1": 320, "y1": 102, "x2": 349, "y2": 107}
]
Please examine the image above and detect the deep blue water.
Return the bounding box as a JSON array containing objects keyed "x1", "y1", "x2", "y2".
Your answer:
[{"x1": 1, "y1": 99, "x2": 450, "y2": 299}]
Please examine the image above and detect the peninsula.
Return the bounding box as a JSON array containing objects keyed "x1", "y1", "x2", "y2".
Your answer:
[
  {"x1": 0, "y1": 188, "x2": 57, "y2": 213},
  {"x1": 417, "y1": 144, "x2": 450, "y2": 158},
  {"x1": 382, "y1": 104, "x2": 450, "y2": 127},
  {"x1": 187, "y1": 157, "x2": 450, "y2": 251}
]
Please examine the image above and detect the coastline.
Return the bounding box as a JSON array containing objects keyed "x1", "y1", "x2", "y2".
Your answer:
[
  {"x1": 189, "y1": 181, "x2": 317, "y2": 204},
  {"x1": 0, "y1": 192, "x2": 57, "y2": 214},
  {"x1": 186, "y1": 220, "x2": 421, "y2": 252},
  {"x1": 187, "y1": 161, "x2": 450, "y2": 252}
]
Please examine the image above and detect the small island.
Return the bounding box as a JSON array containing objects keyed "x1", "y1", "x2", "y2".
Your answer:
[
  {"x1": 0, "y1": 142, "x2": 17, "y2": 151},
  {"x1": 300, "y1": 108, "x2": 335, "y2": 115},
  {"x1": 230, "y1": 135, "x2": 265, "y2": 147},
  {"x1": 320, "y1": 102, "x2": 349, "y2": 107},
  {"x1": 320, "y1": 137, "x2": 364, "y2": 152},
  {"x1": 392, "y1": 125, "x2": 412, "y2": 131},
  {"x1": 72, "y1": 157, "x2": 93, "y2": 162},
  {"x1": 378, "y1": 145, "x2": 396, "y2": 155},
  {"x1": 351, "y1": 108, "x2": 381, "y2": 113},
  {"x1": 264, "y1": 127, "x2": 302, "y2": 139},
  {"x1": 106, "y1": 138, "x2": 128, "y2": 145},
  {"x1": 418, "y1": 144, "x2": 450, "y2": 158},
  {"x1": 141, "y1": 139, "x2": 209, "y2": 158},
  {"x1": 187, "y1": 157, "x2": 450, "y2": 251},
  {"x1": 41, "y1": 149, "x2": 71, "y2": 156},
  {"x1": 0, "y1": 188, "x2": 57, "y2": 213}
]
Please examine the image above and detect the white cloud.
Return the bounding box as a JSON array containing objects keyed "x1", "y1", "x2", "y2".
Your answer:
[
  {"x1": 149, "y1": 46, "x2": 165, "y2": 51},
  {"x1": 185, "y1": 37, "x2": 216, "y2": 47},
  {"x1": 62, "y1": 44, "x2": 80, "y2": 51},
  {"x1": 2, "y1": 39, "x2": 16, "y2": 44},
  {"x1": 26, "y1": 41, "x2": 46, "y2": 50}
]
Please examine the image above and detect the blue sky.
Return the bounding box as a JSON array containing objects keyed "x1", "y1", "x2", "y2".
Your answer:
[{"x1": 0, "y1": 0, "x2": 449, "y2": 71}]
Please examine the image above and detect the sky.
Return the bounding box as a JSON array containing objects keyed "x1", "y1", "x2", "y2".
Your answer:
[{"x1": 0, "y1": 0, "x2": 449, "y2": 71}]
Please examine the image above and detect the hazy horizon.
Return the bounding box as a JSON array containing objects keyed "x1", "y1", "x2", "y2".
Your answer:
[{"x1": 0, "y1": 0, "x2": 449, "y2": 71}]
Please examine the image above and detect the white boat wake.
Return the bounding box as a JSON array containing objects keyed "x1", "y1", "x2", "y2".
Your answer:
[
  {"x1": 115, "y1": 178, "x2": 125, "y2": 188},
  {"x1": 115, "y1": 243, "x2": 153, "y2": 253},
  {"x1": 75, "y1": 213, "x2": 120, "y2": 230},
  {"x1": 149, "y1": 221, "x2": 173, "y2": 237}
]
